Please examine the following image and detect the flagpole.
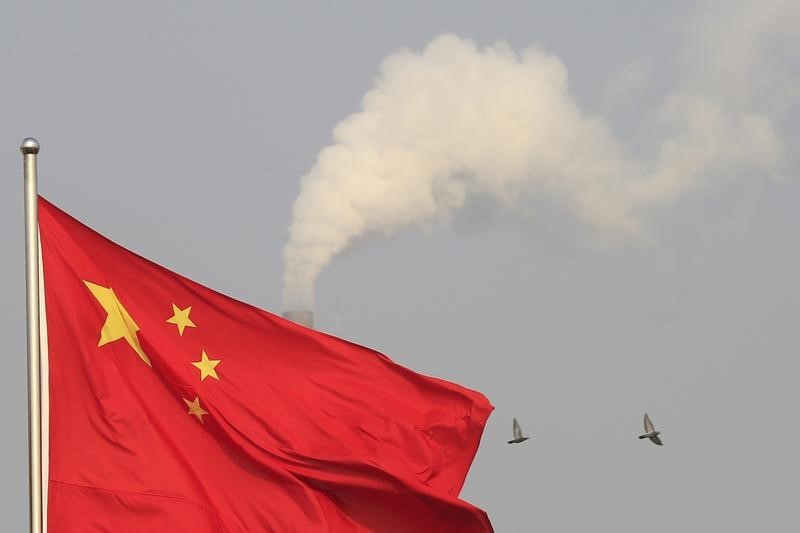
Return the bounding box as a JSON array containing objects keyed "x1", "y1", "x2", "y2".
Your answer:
[{"x1": 22, "y1": 137, "x2": 43, "y2": 533}]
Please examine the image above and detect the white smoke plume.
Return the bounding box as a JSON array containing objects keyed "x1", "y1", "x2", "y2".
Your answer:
[{"x1": 283, "y1": 0, "x2": 797, "y2": 310}]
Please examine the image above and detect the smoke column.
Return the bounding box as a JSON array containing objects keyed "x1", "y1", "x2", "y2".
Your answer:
[{"x1": 283, "y1": 1, "x2": 797, "y2": 310}]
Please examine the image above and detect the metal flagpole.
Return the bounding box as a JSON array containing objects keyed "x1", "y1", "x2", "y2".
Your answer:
[{"x1": 22, "y1": 137, "x2": 43, "y2": 533}]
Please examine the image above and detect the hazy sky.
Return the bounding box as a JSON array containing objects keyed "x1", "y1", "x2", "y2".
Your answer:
[{"x1": 2, "y1": 1, "x2": 798, "y2": 531}]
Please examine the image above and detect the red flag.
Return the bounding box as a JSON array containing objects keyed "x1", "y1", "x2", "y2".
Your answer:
[{"x1": 39, "y1": 197, "x2": 493, "y2": 532}]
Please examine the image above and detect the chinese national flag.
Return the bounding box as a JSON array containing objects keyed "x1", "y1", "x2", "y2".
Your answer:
[{"x1": 38, "y1": 197, "x2": 493, "y2": 532}]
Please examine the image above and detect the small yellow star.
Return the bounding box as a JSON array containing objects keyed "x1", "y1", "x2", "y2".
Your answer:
[
  {"x1": 191, "y1": 350, "x2": 221, "y2": 381},
  {"x1": 183, "y1": 396, "x2": 208, "y2": 423},
  {"x1": 166, "y1": 304, "x2": 196, "y2": 336}
]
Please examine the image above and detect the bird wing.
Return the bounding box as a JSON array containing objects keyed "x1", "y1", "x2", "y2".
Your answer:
[
  {"x1": 513, "y1": 418, "x2": 523, "y2": 440},
  {"x1": 650, "y1": 435, "x2": 663, "y2": 446},
  {"x1": 644, "y1": 413, "x2": 654, "y2": 433}
]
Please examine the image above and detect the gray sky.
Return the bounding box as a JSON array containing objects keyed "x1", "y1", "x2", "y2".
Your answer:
[{"x1": 2, "y1": 1, "x2": 798, "y2": 531}]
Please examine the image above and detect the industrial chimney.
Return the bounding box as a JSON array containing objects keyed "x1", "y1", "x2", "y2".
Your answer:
[{"x1": 282, "y1": 310, "x2": 314, "y2": 329}]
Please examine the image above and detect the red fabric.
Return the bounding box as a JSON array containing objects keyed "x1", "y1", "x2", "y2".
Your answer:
[{"x1": 39, "y1": 197, "x2": 493, "y2": 532}]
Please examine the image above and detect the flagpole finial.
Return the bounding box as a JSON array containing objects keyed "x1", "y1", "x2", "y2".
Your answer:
[{"x1": 21, "y1": 137, "x2": 40, "y2": 155}]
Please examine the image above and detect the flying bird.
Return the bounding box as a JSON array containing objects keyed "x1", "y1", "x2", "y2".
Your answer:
[
  {"x1": 507, "y1": 418, "x2": 530, "y2": 444},
  {"x1": 638, "y1": 413, "x2": 663, "y2": 445}
]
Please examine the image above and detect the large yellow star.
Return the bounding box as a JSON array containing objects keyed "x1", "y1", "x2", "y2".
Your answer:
[
  {"x1": 191, "y1": 350, "x2": 221, "y2": 381},
  {"x1": 84, "y1": 281, "x2": 151, "y2": 367},
  {"x1": 183, "y1": 396, "x2": 208, "y2": 423},
  {"x1": 166, "y1": 304, "x2": 196, "y2": 336}
]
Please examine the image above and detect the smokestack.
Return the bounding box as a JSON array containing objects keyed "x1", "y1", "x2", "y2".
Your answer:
[{"x1": 282, "y1": 310, "x2": 314, "y2": 329}]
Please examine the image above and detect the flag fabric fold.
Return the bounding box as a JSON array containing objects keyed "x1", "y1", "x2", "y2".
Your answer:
[{"x1": 39, "y1": 197, "x2": 493, "y2": 532}]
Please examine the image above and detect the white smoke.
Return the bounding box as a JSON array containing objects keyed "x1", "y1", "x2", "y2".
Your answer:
[{"x1": 283, "y1": 0, "x2": 797, "y2": 310}]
